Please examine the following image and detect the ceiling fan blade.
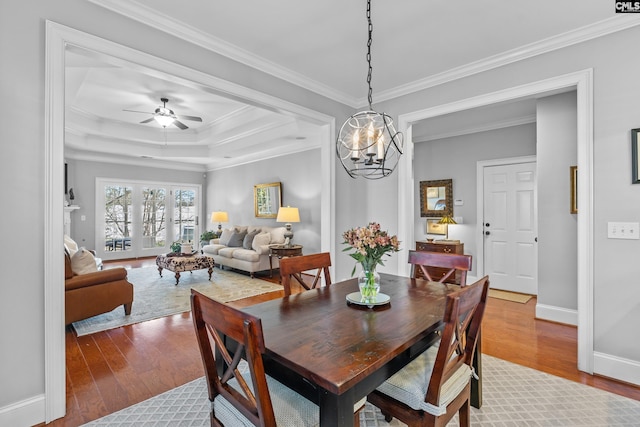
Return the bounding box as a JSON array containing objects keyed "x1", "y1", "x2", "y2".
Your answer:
[
  {"x1": 123, "y1": 109, "x2": 152, "y2": 114},
  {"x1": 177, "y1": 114, "x2": 202, "y2": 122},
  {"x1": 140, "y1": 118, "x2": 155, "y2": 124},
  {"x1": 173, "y1": 120, "x2": 188, "y2": 130}
]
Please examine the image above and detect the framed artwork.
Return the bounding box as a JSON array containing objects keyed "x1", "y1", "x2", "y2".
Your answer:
[
  {"x1": 570, "y1": 166, "x2": 577, "y2": 214},
  {"x1": 426, "y1": 219, "x2": 447, "y2": 235},
  {"x1": 419, "y1": 179, "x2": 453, "y2": 217},
  {"x1": 632, "y1": 128, "x2": 640, "y2": 184}
]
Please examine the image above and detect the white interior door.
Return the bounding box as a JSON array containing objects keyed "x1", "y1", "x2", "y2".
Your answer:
[{"x1": 483, "y1": 161, "x2": 538, "y2": 295}]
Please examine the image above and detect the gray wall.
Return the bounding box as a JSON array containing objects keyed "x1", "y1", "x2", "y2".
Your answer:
[
  {"x1": 206, "y1": 149, "x2": 322, "y2": 254},
  {"x1": 413, "y1": 123, "x2": 537, "y2": 277},
  {"x1": 66, "y1": 158, "x2": 205, "y2": 250},
  {"x1": 537, "y1": 92, "x2": 578, "y2": 310}
]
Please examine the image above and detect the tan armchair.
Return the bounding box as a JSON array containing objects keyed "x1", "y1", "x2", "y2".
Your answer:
[{"x1": 65, "y1": 252, "x2": 133, "y2": 325}]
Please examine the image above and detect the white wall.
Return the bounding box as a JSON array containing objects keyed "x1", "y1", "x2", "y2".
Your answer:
[
  {"x1": 536, "y1": 92, "x2": 578, "y2": 311},
  {"x1": 206, "y1": 149, "x2": 322, "y2": 254},
  {"x1": 413, "y1": 123, "x2": 537, "y2": 277}
]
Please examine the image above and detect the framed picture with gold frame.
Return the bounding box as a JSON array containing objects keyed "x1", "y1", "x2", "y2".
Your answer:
[
  {"x1": 570, "y1": 166, "x2": 577, "y2": 214},
  {"x1": 426, "y1": 219, "x2": 447, "y2": 235}
]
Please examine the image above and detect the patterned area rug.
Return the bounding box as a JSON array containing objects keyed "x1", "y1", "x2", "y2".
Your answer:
[
  {"x1": 82, "y1": 355, "x2": 640, "y2": 426},
  {"x1": 72, "y1": 266, "x2": 282, "y2": 336}
]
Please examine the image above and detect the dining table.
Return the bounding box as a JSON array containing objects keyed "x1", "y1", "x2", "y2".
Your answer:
[{"x1": 240, "y1": 272, "x2": 483, "y2": 427}]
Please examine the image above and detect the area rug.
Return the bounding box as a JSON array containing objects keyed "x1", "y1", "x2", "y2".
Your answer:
[
  {"x1": 81, "y1": 354, "x2": 640, "y2": 426},
  {"x1": 72, "y1": 266, "x2": 282, "y2": 336},
  {"x1": 488, "y1": 288, "x2": 533, "y2": 304}
]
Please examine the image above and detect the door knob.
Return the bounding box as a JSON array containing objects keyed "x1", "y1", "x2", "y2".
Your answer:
[{"x1": 485, "y1": 231, "x2": 490, "y2": 236}]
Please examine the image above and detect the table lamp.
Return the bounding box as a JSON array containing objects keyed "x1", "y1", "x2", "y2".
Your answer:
[
  {"x1": 276, "y1": 206, "x2": 300, "y2": 248},
  {"x1": 438, "y1": 215, "x2": 457, "y2": 240},
  {"x1": 211, "y1": 211, "x2": 229, "y2": 237}
]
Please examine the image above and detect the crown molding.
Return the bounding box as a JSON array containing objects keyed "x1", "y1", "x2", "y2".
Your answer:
[
  {"x1": 88, "y1": 2, "x2": 639, "y2": 109},
  {"x1": 65, "y1": 148, "x2": 207, "y2": 172},
  {"x1": 371, "y1": 15, "x2": 640, "y2": 105},
  {"x1": 89, "y1": 0, "x2": 358, "y2": 107},
  {"x1": 415, "y1": 114, "x2": 537, "y2": 143}
]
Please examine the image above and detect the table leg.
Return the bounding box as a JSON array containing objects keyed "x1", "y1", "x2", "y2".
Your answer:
[
  {"x1": 208, "y1": 267, "x2": 213, "y2": 281},
  {"x1": 174, "y1": 272, "x2": 180, "y2": 286},
  {"x1": 319, "y1": 389, "x2": 354, "y2": 427},
  {"x1": 157, "y1": 266, "x2": 163, "y2": 277},
  {"x1": 269, "y1": 254, "x2": 273, "y2": 278}
]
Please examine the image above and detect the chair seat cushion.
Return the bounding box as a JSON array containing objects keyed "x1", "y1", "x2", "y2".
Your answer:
[
  {"x1": 375, "y1": 345, "x2": 473, "y2": 416},
  {"x1": 202, "y1": 244, "x2": 225, "y2": 255},
  {"x1": 218, "y1": 247, "x2": 237, "y2": 258},
  {"x1": 232, "y1": 248, "x2": 260, "y2": 262},
  {"x1": 214, "y1": 361, "x2": 319, "y2": 427}
]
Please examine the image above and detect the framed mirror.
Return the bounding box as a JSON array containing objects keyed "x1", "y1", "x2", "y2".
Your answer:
[
  {"x1": 420, "y1": 179, "x2": 453, "y2": 217},
  {"x1": 254, "y1": 182, "x2": 282, "y2": 218}
]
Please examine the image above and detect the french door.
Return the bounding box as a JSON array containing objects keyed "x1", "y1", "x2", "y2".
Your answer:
[{"x1": 96, "y1": 179, "x2": 201, "y2": 260}]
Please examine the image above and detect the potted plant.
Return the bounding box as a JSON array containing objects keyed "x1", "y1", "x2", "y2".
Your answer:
[{"x1": 200, "y1": 230, "x2": 216, "y2": 246}]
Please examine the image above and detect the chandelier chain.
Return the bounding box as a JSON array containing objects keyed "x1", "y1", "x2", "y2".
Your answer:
[{"x1": 366, "y1": 0, "x2": 373, "y2": 110}]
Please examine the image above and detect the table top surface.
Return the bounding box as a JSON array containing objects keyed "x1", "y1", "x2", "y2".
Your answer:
[
  {"x1": 269, "y1": 244, "x2": 303, "y2": 251},
  {"x1": 242, "y1": 273, "x2": 455, "y2": 395}
]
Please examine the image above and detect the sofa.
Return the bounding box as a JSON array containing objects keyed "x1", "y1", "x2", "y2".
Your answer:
[
  {"x1": 201, "y1": 225, "x2": 287, "y2": 277},
  {"x1": 64, "y1": 250, "x2": 134, "y2": 325}
]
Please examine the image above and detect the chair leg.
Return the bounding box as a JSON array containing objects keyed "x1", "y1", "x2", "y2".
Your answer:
[{"x1": 459, "y1": 399, "x2": 470, "y2": 427}]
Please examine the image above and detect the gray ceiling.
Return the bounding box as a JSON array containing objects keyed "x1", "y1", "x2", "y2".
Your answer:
[{"x1": 66, "y1": 1, "x2": 619, "y2": 169}]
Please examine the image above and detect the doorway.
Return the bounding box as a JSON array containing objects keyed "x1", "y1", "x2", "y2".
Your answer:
[
  {"x1": 480, "y1": 157, "x2": 538, "y2": 295},
  {"x1": 396, "y1": 69, "x2": 594, "y2": 374}
]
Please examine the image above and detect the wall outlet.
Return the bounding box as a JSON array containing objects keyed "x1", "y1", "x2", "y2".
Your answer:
[{"x1": 607, "y1": 222, "x2": 640, "y2": 239}]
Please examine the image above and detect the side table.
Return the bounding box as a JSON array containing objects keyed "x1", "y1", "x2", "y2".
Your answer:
[{"x1": 269, "y1": 244, "x2": 303, "y2": 278}]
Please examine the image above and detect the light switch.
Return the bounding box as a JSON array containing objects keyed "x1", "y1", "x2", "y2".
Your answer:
[{"x1": 607, "y1": 222, "x2": 640, "y2": 239}]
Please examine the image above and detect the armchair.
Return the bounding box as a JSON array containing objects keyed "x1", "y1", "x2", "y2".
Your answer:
[{"x1": 65, "y1": 251, "x2": 133, "y2": 325}]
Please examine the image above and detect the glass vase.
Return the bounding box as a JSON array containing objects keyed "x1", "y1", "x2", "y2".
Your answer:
[{"x1": 358, "y1": 267, "x2": 380, "y2": 303}]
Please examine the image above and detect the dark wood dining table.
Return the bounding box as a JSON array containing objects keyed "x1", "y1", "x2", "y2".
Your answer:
[{"x1": 241, "y1": 273, "x2": 482, "y2": 427}]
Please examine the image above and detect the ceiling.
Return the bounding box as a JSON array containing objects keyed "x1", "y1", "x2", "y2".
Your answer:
[{"x1": 66, "y1": 1, "x2": 622, "y2": 170}]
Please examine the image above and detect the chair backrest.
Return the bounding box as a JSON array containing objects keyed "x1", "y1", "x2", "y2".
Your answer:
[
  {"x1": 191, "y1": 289, "x2": 276, "y2": 426},
  {"x1": 426, "y1": 276, "x2": 489, "y2": 408},
  {"x1": 279, "y1": 252, "x2": 332, "y2": 297},
  {"x1": 408, "y1": 250, "x2": 472, "y2": 286}
]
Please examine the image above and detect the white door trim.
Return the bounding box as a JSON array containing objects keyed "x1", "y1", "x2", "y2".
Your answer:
[
  {"x1": 475, "y1": 155, "x2": 538, "y2": 280},
  {"x1": 44, "y1": 21, "x2": 335, "y2": 422},
  {"x1": 397, "y1": 69, "x2": 593, "y2": 374}
]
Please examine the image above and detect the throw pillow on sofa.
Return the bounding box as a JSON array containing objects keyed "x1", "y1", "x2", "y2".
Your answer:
[
  {"x1": 227, "y1": 230, "x2": 247, "y2": 247},
  {"x1": 243, "y1": 230, "x2": 260, "y2": 249},
  {"x1": 71, "y1": 248, "x2": 98, "y2": 275},
  {"x1": 270, "y1": 227, "x2": 287, "y2": 244},
  {"x1": 252, "y1": 231, "x2": 272, "y2": 254},
  {"x1": 218, "y1": 228, "x2": 234, "y2": 246}
]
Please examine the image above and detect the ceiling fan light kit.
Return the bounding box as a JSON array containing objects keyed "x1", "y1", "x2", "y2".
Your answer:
[
  {"x1": 336, "y1": 0, "x2": 403, "y2": 180},
  {"x1": 124, "y1": 97, "x2": 202, "y2": 130}
]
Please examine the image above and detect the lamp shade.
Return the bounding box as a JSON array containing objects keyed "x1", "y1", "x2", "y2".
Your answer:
[
  {"x1": 211, "y1": 211, "x2": 229, "y2": 223},
  {"x1": 276, "y1": 206, "x2": 300, "y2": 223},
  {"x1": 438, "y1": 215, "x2": 457, "y2": 225}
]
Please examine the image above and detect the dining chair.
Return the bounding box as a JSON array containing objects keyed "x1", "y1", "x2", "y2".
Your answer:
[
  {"x1": 191, "y1": 289, "x2": 365, "y2": 426},
  {"x1": 366, "y1": 276, "x2": 490, "y2": 427},
  {"x1": 408, "y1": 250, "x2": 472, "y2": 286},
  {"x1": 279, "y1": 252, "x2": 332, "y2": 297},
  {"x1": 191, "y1": 289, "x2": 319, "y2": 426}
]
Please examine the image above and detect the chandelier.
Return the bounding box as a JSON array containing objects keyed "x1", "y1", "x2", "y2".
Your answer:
[{"x1": 336, "y1": 0, "x2": 403, "y2": 180}]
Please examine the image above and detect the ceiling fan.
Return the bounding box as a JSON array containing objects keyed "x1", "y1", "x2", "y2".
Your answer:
[{"x1": 123, "y1": 97, "x2": 202, "y2": 130}]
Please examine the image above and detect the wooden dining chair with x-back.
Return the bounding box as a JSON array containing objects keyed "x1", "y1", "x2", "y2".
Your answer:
[
  {"x1": 279, "y1": 252, "x2": 332, "y2": 297},
  {"x1": 191, "y1": 289, "x2": 320, "y2": 426},
  {"x1": 408, "y1": 250, "x2": 472, "y2": 287},
  {"x1": 367, "y1": 276, "x2": 490, "y2": 427}
]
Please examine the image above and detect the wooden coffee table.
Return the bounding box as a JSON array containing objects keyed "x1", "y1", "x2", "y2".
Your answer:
[{"x1": 155, "y1": 253, "x2": 215, "y2": 285}]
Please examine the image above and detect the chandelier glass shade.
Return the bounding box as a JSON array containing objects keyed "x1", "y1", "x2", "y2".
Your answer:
[{"x1": 336, "y1": 0, "x2": 403, "y2": 180}]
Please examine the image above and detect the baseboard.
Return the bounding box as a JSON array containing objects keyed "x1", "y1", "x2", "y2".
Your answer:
[
  {"x1": 0, "y1": 394, "x2": 45, "y2": 427},
  {"x1": 594, "y1": 351, "x2": 640, "y2": 387},
  {"x1": 535, "y1": 303, "x2": 578, "y2": 326}
]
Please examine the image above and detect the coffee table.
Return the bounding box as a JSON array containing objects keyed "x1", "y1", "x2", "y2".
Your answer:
[{"x1": 155, "y1": 253, "x2": 215, "y2": 285}]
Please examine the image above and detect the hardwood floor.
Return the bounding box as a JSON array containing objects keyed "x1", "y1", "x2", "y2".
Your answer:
[{"x1": 38, "y1": 258, "x2": 640, "y2": 426}]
